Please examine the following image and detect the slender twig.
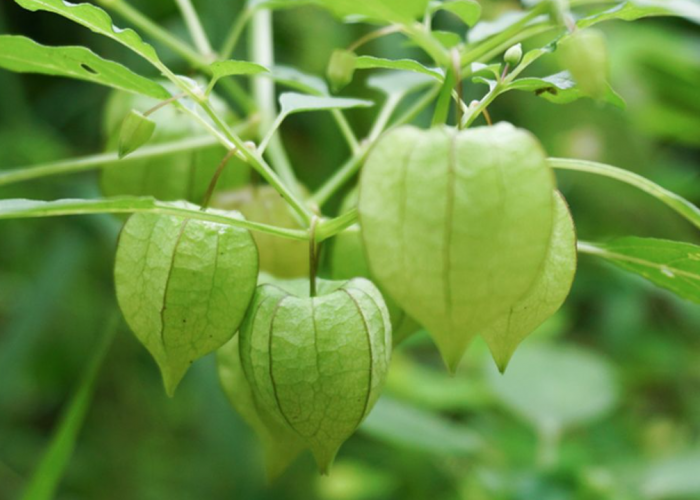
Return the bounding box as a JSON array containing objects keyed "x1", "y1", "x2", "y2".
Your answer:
[
  {"x1": 143, "y1": 92, "x2": 186, "y2": 117},
  {"x1": 200, "y1": 149, "x2": 237, "y2": 210},
  {"x1": 309, "y1": 216, "x2": 320, "y2": 297},
  {"x1": 174, "y1": 0, "x2": 214, "y2": 59},
  {"x1": 220, "y1": 6, "x2": 254, "y2": 59},
  {"x1": 347, "y1": 25, "x2": 402, "y2": 52}
]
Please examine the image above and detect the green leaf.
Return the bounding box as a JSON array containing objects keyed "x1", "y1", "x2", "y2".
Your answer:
[
  {"x1": 216, "y1": 336, "x2": 306, "y2": 479},
  {"x1": 14, "y1": 0, "x2": 162, "y2": 65},
  {"x1": 485, "y1": 344, "x2": 618, "y2": 432},
  {"x1": 19, "y1": 316, "x2": 117, "y2": 500},
  {"x1": 359, "y1": 124, "x2": 555, "y2": 372},
  {"x1": 468, "y1": 11, "x2": 531, "y2": 44},
  {"x1": 577, "y1": 1, "x2": 685, "y2": 29},
  {"x1": 117, "y1": 110, "x2": 156, "y2": 158},
  {"x1": 430, "y1": 0, "x2": 482, "y2": 27},
  {"x1": 366, "y1": 71, "x2": 435, "y2": 97},
  {"x1": 505, "y1": 71, "x2": 626, "y2": 108},
  {"x1": 238, "y1": 278, "x2": 392, "y2": 474},
  {"x1": 360, "y1": 397, "x2": 482, "y2": 455},
  {"x1": 580, "y1": 237, "x2": 700, "y2": 304},
  {"x1": 213, "y1": 185, "x2": 309, "y2": 279},
  {"x1": 279, "y1": 92, "x2": 374, "y2": 117},
  {"x1": 269, "y1": 65, "x2": 329, "y2": 96},
  {"x1": 430, "y1": 30, "x2": 463, "y2": 49},
  {"x1": 355, "y1": 55, "x2": 444, "y2": 80},
  {"x1": 314, "y1": 0, "x2": 432, "y2": 23},
  {"x1": 206, "y1": 59, "x2": 269, "y2": 95},
  {"x1": 327, "y1": 49, "x2": 357, "y2": 92},
  {"x1": 0, "y1": 35, "x2": 169, "y2": 99},
  {"x1": 482, "y1": 192, "x2": 578, "y2": 372},
  {"x1": 115, "y1": 212, "x2": 259, "y2": 396}
]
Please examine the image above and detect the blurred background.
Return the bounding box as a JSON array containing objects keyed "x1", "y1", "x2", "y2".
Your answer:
[{"x1": 1, "y1": 1, "x2": 699, "y2": 499}]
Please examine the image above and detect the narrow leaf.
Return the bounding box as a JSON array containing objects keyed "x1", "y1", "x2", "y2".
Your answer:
[
  {"x1": 0, "y1": 35, "x2": 169, "y2": 99},
  {"x1": 20, "y1": 316, "x2": 117, "y2": 500},
  {"x1": 279, "y1": 92, "x2": 373, "y2": 116},
  {"x1": 505, "y1": 71, "x2": 626, "y2": 108},
  {"x1": 580, "y1": 237, "x2": 700, "y2": 304},
  {"x1": 14, "y1": 0, "x2": 162, "y2": 65},
  {"x1": 355, "y1": 55, "x2": 443, "y2": 80},
  {"x1": 430, "y1": 0, "x2": 481, "y2": 27},
  {"x1": 206, "y1": 59, "x2": 268, "y2": 95}
]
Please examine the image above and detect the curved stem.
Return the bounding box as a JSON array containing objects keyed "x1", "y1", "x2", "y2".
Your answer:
[
  {"x1": 174, "y1": 0, "x2": 214, "y2": 59},
  {"x1": 200, "y1": 149, "x2": 237, "y2": 210},
  {"x1": 316, "y1": 208, "x2": 358, "y2": 243},
  {"x1": 549, "y1": 158, "x2": 700, "y2": 230},
  {"x1": 0, "y1": 198, "x2": 309, "y2": 240}
]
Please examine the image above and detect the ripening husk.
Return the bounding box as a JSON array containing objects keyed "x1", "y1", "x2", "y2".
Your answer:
[{"x1": 359, "y1": 123, "x2": 555, "y2": 372}]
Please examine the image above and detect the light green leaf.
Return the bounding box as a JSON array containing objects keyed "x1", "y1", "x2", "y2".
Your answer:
[
  {"x1": 482, "y1": 192, "x2": 578, "y2": 372},
  {"x1": 468, "y1": 11, "x2": 532, "y2": 44},
  {"x1": 577, "y1": 1, "x2": 681, "y2": 29},
  {"x1": 580, "y1": 237, "x2": 700, "y2": 304},
  {"x1": 359, "y1": 124, "x2": 555, "y2": 372},
  {"x1": 19, "y1": 316, "x2": 117, "y2": 500},
  {"x1": 314, "y1": 0, "x2": 432, "y2": 23},
  {"x1": 206, "y1": 59, "x2": 269, "y2": 95},
  {"x1": 238, "y1": 278, "x2": 392, "y2": 473},
  {"x1": 366, "y1": 71, "x2": 435, "y2": 97},
  {"x1": 279, "y1": 92, "x2": 374, "y2": 116},
  {"x1": 115, "y1": 211, "x2": 259, "y2": 396},
  {"x1": 118, "y1": 110, "x2": 156, "y2": 158},
  {"x1": 355, "y1": 55, "x2": 443, "y2": 80},
  {"x1": 0, "y1": 198, "x2": 309, "y2": 241},
  {"x1": 0, "y1": 35, "x2": 169, "y2": 99},
  {"x1": 269, "y1": 65, "x2": 329, "y2": 96},
  {"x1": 430, "y1": 0, "x2": 482, "y2": 26},
  {"x1": 15, "y1": 0, "x2": 161, "y2": 65},
  {"x1": 217, "y1": 336, "x2": 306, "y2": 479},
  {"x1": 213, "y1": 185, "x2": 309, "y2": 279},
  {"x1": 430, "y1": 30, "x2": 464, "y2": 49},
  {"x1": 485, "y1": 344, "x2": 618, "y2": 432},
  {"x1": 505, "y1": 71, "x2": 626, "y2": 108},
  {"x1": 360, "y1": 397, "x2": 482, "y2": 455}
]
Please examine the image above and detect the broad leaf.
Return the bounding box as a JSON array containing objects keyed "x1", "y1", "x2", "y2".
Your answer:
[
  {"x1": 581, "y1": 237, "x2": 700, "y2": 304},
  {"x1": 115, "y1": 211, "x2": 259, "y2": 396},
  {"x1": 15, "y1": 0, "x2": 162, "y2": 65},
  {"x1": 482, "y1": 192, "x2": 578, "y2": 372},
  {"x1": 0, "y1": 36, "x2": 169, "y2": 99},
  {"x1": 279, "y1": 92, "x2": 373, "y2": 117},
  {"x1": 355, "y1": 55, "x2": 443, "y2": 80},
  {"x1": 360, "y1": 397, "x2": 482, "y2": 455},
  {"x1": 359, "y1": 124, "x2": 555, "y2": 372},
  {"x1": 206, "y1": 59, "x2": 268, "y2": 94},
  {"x1": 430, "y1": 0, "x2": 481, "y2": 26},
  {"x1": 485, "y1": 344, "x2": 618, "y2": 433},
  {"x1": 505, "y1": 71, "x2": 626, "y2": 108}
]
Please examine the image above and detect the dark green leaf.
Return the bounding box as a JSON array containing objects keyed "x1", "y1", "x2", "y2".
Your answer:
[{"x1": 0, "y1": 35, "x2": 169, "y2": 99}]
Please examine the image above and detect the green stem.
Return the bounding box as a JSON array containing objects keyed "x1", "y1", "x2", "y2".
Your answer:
[
  {"x1": 311, "y1": 148, "x2": 369, "y2": 207},
  {"x1": 0, "y1": 198, "x2": 309, "y2": 240},
  {"x1": 368, "y1": 93, "x2": 402, "y2": 143},
  {"x1": 174, "y1": 0, "x2": 214, "y2": 59},
  {"x1": 199, "y1": 101, "x2": 313, "y2": 225},
  {"x1": 316, "y1": 208, "x2": 358, "y2": 242},
  {"x1": 331, "y1": 110, "x2": 360, "y2": 154},
  {"x1": 102, "y1": 0, "x2": 253, "y2": 112},
  {"x1": 220, "y1": 6, "x2": 253, "y2": 59},
  {"x1": 402, "y1": 22, "x2": 450, "y2": 67},
  {"x1": 309, "y1": 216, "x2": 320, "y2": 297},
  {"x1": 461, "y1": 82, "x2": 503, "y2": 128},
  {"x1": 200, "y1": 150, "x2": 236, "y2": 210},
  {"x1": 249, "y1": 8, "x2": 307, "y2": 201},
  {"x1": 390, "y1": 84, "x2": 442, "y2": 130},
  {"x1": 549, "y1": 158, "x2": 700, "y2": 230}
]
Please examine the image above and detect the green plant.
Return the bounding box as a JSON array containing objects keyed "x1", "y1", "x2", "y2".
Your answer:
[{"x1": 0, "y1": 0, "x2": 698, "y2": 483}]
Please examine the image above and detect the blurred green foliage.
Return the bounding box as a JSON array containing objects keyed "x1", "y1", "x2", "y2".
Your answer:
[{"x1": 0, "y1": 1, "x2": 699, "y2": 499}]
